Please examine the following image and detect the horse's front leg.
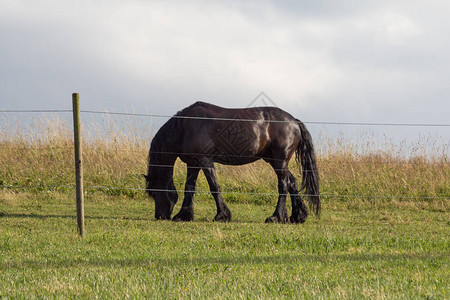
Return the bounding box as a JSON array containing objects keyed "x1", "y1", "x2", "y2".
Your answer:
[
  {"x1": 203, "y1": 166, "x2": 232, "y2": 222},
  {"x1": 172, "y1": 166, "x2": 200, "y2": 221},
  {"x1": 266, "y1": 168, "x2": 289, "y2": 223}
]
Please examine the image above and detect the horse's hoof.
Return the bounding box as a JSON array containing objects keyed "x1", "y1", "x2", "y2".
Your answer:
[
  {"x1": 172, "y1": 208, "x2": 194, "y2": 222},
  {"x1": 265, "y1": 215, "x2": 288, "y2": 223},
  {"x1": 289, "y1": 214, "x2": 307, "y2": 224},
  {"x1": 265, "y1": 216, "x2": 278, "y2": 223},
  {"x1": 213, "y1": 210, "x2": 232, "y2": 222}
]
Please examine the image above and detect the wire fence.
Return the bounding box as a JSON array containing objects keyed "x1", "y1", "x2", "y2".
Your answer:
[
  {"x1": 0, "y1": 107, "x2": 449, "y2": 202},
  {"x1": 1, "y1": 184, "x2": 448, "y2": 200},
  {"x1": 1, "y1": 108, "x2": 450, "y2": 127},
  {"x1": 0, "y1": 143, "x2": 446, "y2": 167}
]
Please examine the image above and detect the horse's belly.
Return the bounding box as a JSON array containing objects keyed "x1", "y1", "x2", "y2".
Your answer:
[{"x1": 213, "y1": 156, "x2": 260, "y2": 166}]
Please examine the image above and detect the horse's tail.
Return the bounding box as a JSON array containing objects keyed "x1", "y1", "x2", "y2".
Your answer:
[{"x1": 295, "y1": 120, "x2": 320, "y2": 217}]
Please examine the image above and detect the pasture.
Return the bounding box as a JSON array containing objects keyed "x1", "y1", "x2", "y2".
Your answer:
[{"x1": 0, "y1": 116, "x2": 449, "y2": 298}]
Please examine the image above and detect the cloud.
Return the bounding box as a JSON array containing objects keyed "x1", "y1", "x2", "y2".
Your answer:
[{"x1": 0, "y1": 0, "x2": 449, "y2": 129}]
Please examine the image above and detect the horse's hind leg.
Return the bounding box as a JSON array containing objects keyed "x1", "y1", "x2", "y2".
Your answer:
[
  {"x1": 173, "y1": 166, "x2": 200, "y2": 221},
  {"x1": 288, "y1": 172, "x2": 308, "y2": 224},
  {"x1": 203, "y1": 166, "x2": 232, "y2": 222},
  {"x1": 265, "y1": 166, "x2": 289, "y2": 223}
]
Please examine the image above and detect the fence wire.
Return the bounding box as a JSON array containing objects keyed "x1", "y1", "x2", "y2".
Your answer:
[
  {"x1": 0, "y1": 109, "x2": 72, "y2": 114},
  {"x1": 1, "y1": 108, "x2": 449, "y2": 127},
  {"x1": 1, "y1": 184, "x2": 448, "y2": 200},
  {"x1": 0, "y1": 144, "x2": 446, "y2": 166},
  {"x1": 81, "y1": 110, "x2": 450, "y2": 127}
]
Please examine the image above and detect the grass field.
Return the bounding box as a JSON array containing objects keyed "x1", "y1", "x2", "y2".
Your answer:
[{"x1": 0, "y1": 116, "x2": 449, "y2": 298}]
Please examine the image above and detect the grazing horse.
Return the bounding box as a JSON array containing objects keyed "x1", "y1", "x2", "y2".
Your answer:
[{"x1": 144, "y1": 101, "x2": 320, "y2": 223}]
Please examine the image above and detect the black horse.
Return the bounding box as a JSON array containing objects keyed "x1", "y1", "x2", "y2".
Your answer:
[{"x1": 144, "y1": 101, "x2": 320, "y2": 223}]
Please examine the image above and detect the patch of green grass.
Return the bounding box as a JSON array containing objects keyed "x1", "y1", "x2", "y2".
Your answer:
[{"x1": 1, "y1": 192, "x2": 448, "y2": 299}]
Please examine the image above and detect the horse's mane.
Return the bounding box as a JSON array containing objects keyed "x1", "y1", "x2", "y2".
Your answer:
[
  {"x1": 150, "y1": 117, "x2": 181, "y2": 153},
  {"x1": 149, "y1": 102, "x2": 207, "y2": 164}
]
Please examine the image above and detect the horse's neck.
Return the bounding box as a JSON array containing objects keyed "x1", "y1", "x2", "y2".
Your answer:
[
  {"x1": 150, "y1": 151, "x2": 177, "y2": 166},
  {"x1": 149, "y1": 116, "x2": 181, "y2": 171},
  {"x1": 147, "y1": 151, "x2": 176, "y2": 185}
]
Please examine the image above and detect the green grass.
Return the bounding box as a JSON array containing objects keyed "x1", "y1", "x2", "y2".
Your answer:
[
  {"x1": 0, "y1": 116, "x2": 449, "y2": 298},
  {"x1": 1, "y1": 191, "x2": 449, "y2": 299}
]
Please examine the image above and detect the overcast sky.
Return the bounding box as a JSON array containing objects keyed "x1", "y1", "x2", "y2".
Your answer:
[{"x1": 1, "y1": 0, "x2": 449, "y2": 151}]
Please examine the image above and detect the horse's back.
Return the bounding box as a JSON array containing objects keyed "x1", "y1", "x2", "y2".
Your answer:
[
  {"x1": 177, "y1": 102, "x2": 301, "y2": 165},
  {"x1": 181, "y1": 101, "x2": 296, "y2": 122}
]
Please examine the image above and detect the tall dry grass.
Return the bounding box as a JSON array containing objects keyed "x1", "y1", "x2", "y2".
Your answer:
[{"x1": 0, "y1": 115, "x2": 448, "y2": 206}]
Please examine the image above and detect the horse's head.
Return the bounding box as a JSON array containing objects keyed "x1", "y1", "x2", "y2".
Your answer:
[
  {"x1": 146, "y1": 122, "x2": 180, "y2": 220},
  {"x1": 144, "y1": 173, "x2": 178, "y2": 220}
]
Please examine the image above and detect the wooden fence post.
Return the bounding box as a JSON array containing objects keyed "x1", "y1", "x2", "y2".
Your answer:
[{"x1": 72, "y1": 93, "x2": 85, "y2": 237}]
